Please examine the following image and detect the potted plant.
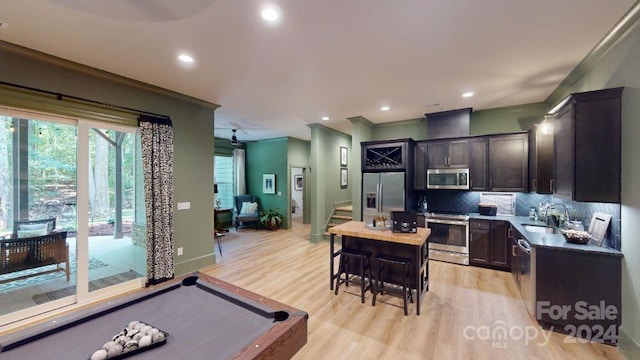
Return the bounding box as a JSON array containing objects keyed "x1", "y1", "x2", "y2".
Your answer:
[{"x1": 260, "y1": 208, "x2": 283, "y2": 230}]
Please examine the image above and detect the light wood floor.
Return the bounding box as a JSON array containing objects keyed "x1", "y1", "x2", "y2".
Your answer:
[{"x1": 204, "y1": 222, "x2": 625, "y2": 360}]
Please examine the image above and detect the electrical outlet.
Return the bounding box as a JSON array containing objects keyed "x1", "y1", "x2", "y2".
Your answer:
[
  {"x1": 177, "y1": 202, "x2": 191, "y2": 210},
  {"x1": 177, "y1": 247, "x2": 183, "y2": 256}
]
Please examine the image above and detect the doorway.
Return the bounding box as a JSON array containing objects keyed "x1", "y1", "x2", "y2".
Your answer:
[{"x1": 292, "y1": 167, "x2": 304, "y2": 223}]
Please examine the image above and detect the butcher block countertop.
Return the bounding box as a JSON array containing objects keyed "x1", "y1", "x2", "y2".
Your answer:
[{"x1": 328, "y1": 221, "x2": 431, "y2": 246}]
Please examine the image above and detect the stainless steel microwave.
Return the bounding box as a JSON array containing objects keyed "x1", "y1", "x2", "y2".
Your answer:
[{"x1": 426, "y1": 168, "x2": 470, "y2": 190}]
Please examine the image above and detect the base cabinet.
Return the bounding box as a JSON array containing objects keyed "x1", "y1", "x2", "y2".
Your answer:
[
  {"x1": 535, "y1": 247, "x2": 622, "y2": 345},
  {"x1": 469, "y1": 219, "x2": 510, "y2": 270}
]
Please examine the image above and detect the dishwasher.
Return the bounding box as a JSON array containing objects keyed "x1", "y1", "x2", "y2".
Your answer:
[{"x1": 517, "y1": 238, "x2": 536, "y2": 316}]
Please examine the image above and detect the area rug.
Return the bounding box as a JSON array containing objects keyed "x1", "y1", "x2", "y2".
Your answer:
[
  {"x1": 32, "y1": 270, "x2": 142, "y2": 304},
  {"x1": 0, "y1": 257, "x2": 109, "y2": 292}
]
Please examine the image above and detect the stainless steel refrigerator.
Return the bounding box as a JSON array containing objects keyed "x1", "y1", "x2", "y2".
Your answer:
[{"x1": 362, "y1": 172, "x2": 405, "y2": 221}]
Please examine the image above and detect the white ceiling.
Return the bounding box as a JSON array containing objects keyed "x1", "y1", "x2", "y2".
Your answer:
[{"x1": 0, "y1": 0, "x2": 634, "y2": 142}]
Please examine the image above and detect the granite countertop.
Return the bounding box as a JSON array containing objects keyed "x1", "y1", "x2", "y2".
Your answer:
[{"x1": 468, "y1": 214, "x2": 622, "y2": 257}]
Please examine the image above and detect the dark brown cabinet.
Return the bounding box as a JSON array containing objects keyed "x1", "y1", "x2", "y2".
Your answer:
[
  {"x1": 469, "y1": 137, "x2": 488, "y2": 191},
  {"x1": 469, "y1": 219, "x2": 510, "y2": 270},
  {"x1": 413, "y1": 142, "x2": 428, "y2": 190},
  {"x1": 535, "y1": 247, "x2": 621, "y2": 345},
  {"x1": 528, "y1": 125, "x2": 554, "y2": 194},
  {"x1": 214, "y1": 208, "x2": 233, "y2": 231},
  {"x1": 489, "y1": 133, "x2": 528, "y2": 192},
  {"x1": 552, "y1": 87, "x2": 623, "y2": 203},
  {"x1": 362, "y1": 140, "x2": 413, "y2": 172},
  {"x1": 469, "y1": 220, "x2": 490, "y2": 265},
  {"x1": 427, "y1": 139, "x2": 469, "y2": 169}
]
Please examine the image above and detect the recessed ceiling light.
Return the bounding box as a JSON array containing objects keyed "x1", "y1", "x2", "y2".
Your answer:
[
  {"x1": 462, "y1": 92, "x2": 474, "y2": 98},
  {"x1": 322, "y1": 116, "x2": 330, "y2": 121},
  {"x1": 261, "y1": 8, "x2": 278, "y2": 22},
  {"x1": 178, "y1": 54, "x2": 194, "y2": 63},
  {"x1": 380, "y1": 106, "x2": 390, "y2": 111}
]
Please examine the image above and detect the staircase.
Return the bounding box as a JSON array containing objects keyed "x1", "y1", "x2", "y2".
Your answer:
[{"x1": 324, "y1": 202, "x2": 353, "y2": 237}]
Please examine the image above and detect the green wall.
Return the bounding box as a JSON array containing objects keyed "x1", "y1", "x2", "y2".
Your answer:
[
  {"x1": 371, "y1": 118, "x2": 428, "y2": 141},
  {"x1": 246, "y1": 138, "x2": 289, "y2": 228},
  {"x1": 308, "y1": 124, "x2": 352, "y2": 241},
  {"x1": 0, "y1": 43, "x2": 217, "y2": 276},
  {"x1": 363, "y1": 103, "x2": 547, "y2": 143},
  {"x1": 470, "y1": 102, "x2": 548, "y2": 135},
  {"x1": 349, "y1": 117, "x2": 374, "y2": 221}
]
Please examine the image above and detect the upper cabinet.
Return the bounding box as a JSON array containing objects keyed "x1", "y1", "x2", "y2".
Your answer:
[
  {"x1": 427, "y1": 139, "x2": 469, "y2": 169},
  {"x1": 413, "y1": 142, "x2": 428, "y2": 190},
  {"x1": 362, "y1": 139, "x2": 413, "y2": 172},
  {"x1": 469, "y1": 137, "x2": 488, "y2": 191},
  {"x1": 489, "y1": 133, "x2": 528, "y2": 192},
  {"x1": 468, "y1": 133, "x2": 528, "y2": 192},
  {"x1": 552, "y1": 87, "x2": 623, "y2": 203},
  {"x1": 528, "y1": 124, "x2": 554, "y2": 194}
]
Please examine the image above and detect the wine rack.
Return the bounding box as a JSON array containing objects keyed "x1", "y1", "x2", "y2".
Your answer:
[{"x1": 362, "y1": 141, "x2": 408, "y2": 171}]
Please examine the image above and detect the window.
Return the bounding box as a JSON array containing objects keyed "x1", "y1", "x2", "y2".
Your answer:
[{"x1": 214, "y1": 155, "x2": 233, "y2": 209}]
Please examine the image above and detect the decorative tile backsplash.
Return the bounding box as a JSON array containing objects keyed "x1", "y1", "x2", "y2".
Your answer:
[{"x1": 417, "y1": 190, "x2": 621, "y2": 250}]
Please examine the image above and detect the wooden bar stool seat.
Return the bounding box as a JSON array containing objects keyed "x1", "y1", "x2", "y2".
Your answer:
[
  {"x1": 334, "y1": 247, "x2": 373, "y2": 303},
  {"x1": 372, "y1": 253, "x2": 413, "y2": 315}
]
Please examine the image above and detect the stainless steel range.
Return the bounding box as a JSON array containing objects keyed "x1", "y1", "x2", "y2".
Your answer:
[{"x1": 425, "y1": 212, "x2": 469, "y2": 265}]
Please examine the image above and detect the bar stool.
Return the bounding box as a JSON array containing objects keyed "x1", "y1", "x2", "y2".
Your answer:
[
  {"x1": 372, "y1": 253, "x2": 413, "y2": 315},
  {"x1": 334, "y1": 248, "x2": 373, "y2": 303}
]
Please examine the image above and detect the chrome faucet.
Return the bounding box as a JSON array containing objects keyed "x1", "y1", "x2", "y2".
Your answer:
[{"x1": 543, "y1": 203, "x2": 570, "y2": 228}]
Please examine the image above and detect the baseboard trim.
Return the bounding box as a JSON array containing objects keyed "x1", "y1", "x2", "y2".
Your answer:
[
  {"x1": 175, "y1": 253, "x2": 215, "y2": 276},
  {"x1": 310, "y1": 232, "x2": 325, "y2": 243},
  {"x1": 619, "y1": 327, "x2": 640, "y2": 360}
]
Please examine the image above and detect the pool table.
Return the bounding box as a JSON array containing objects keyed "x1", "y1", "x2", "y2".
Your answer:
[{"x1": 0, "y1": 272, "x2": 308, "y2": 359}]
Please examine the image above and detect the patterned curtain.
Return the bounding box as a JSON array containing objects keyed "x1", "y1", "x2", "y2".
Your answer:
[{"x1": 139, "y1": 115, "x2": 174, "y2": 285}]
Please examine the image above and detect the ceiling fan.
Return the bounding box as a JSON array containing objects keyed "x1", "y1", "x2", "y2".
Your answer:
[{"x1": 230, "y1": 129, "x2": 239, "y2": 146}]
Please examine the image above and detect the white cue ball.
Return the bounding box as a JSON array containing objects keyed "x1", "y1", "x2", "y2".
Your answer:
[{"x1": 90, "y1": 349, "x2": 108, "y2": 360}]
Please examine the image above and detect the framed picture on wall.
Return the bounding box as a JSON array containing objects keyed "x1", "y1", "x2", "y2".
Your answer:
[
  {"x1": 263, "y1": 174, "x2": 276, "y2": 194},
  {"x1": 340, "y1": 146, "x2": 348, "y2": 166},
  {"x1": 340, "y1": 168, "x2": 348, "y2": 188},
  {"x1": 294, "y1": 175, "x2": 303, "y2": 191}
]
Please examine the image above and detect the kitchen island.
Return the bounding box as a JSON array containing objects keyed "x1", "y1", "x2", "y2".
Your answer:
[{"x1": 328, "y1": 221, "x2": 431, "y2": 315}]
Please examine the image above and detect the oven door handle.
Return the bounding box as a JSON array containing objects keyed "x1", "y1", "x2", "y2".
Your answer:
[{"x1": 426, "y1": 218, "x2": 469, "y2": 226}]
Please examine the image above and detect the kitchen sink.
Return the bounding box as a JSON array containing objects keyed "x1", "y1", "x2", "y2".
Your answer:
[{"x1": 523, "y1": 225, "x2": 562, "y2": 234}]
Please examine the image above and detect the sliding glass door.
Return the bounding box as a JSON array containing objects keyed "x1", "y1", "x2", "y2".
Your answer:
[
  {"x1": 86, "y1": 124, "x2": 145, "y2": 294},
  {"x1": 0, "y1": 108, "x2": 146, "y2": 325},
  {"x1": 0, "y1": 112, "x2": 78, "y2": 318}
]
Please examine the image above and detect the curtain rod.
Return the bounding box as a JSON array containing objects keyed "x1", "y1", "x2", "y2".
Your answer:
[{"x1": 0, "y1": 81, "x2": 170, "y2": 120}]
